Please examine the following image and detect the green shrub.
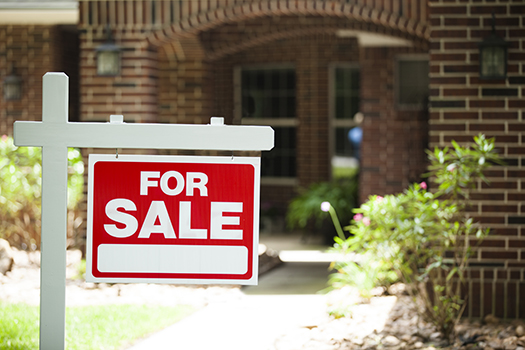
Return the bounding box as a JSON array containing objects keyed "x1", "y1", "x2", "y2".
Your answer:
[
  {"x1": 286, "y1": 176, "x2": 358, "y2": 235},
  {"x1": 329, "y1": 134, "x2": 501, "y2": 341},
  {"x1": 0, "y1": 135, "x2": 84, "y2": 250}
]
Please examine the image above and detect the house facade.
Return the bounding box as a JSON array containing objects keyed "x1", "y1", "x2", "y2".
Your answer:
[{"x1": 1, "y1": 0, "x2": 524, "y2": 319}]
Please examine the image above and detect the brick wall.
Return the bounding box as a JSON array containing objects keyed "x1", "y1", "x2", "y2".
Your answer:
[
  {"x1": 429, "y1": 1, "x2": 525, "y2": 319},
  {"x1": 360, "y1": 46, "x2": 429, "y2": 202},
  {"x1": 77, "y1": 0, "x2": 432, "y2": 217},
  {"x1": 78, "y1": 26, "x2": 158, "y2": 123},
  {"x1": 0, "y1": 25, "x2": 79, "y2": 136}
]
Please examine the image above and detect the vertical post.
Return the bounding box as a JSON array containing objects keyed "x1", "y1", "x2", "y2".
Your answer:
[{"x1": 39, "y1": 73, "x2": 68, "y2": 350}]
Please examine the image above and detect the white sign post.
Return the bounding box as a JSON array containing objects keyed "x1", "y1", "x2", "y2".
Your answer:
[{"x1": 13, "y1": 72, "x2": 273, "y2": 350}]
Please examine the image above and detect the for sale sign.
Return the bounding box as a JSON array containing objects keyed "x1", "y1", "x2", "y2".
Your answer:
[{"x1": 86, "y1": 154, "x2": 260, "y2": 285}]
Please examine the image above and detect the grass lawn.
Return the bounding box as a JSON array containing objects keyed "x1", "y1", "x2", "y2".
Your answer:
[{"x1": 0, "y1": 302, "x2": 195, "y2": 350}]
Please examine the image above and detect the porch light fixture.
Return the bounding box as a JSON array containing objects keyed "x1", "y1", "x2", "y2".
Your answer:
[
  {"x1": 96, "y1": 25, "x2": 121, "y2": 76},
  {"x1": 478, "y1": 14, "x2": 508, "y2": 80},
  {"x1": 3, "y1": 65, "x2": 22, "y2": 100}
]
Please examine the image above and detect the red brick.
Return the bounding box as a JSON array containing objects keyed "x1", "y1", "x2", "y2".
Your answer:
[
  {"x1": 444, "y1": 17, "x2": 480, "y2": 26},
  {"x1": 473, "y1": 239, "x2": 507, "y2": 248},
  {"x1": 508, "y1": 170, "x2": 525, "y2": 177},
  {"x1": 471, "y1": 29, "x2": 506, "y2": 40},
  {"x1": 510, "y1": 271, "x2": 521, "y2": 280},
  {"x1": 430, "y1": 76, "x2": 466, "y2": 85},
  {"x1": 430, "y1": 53, "x2": 467, "y2": 61},
  {"x1": 483, "y1": 169, "x2": 504, "y2": 177},
  {"x1": 509, "y1": 29, "x2": 525, "y2": 38},
  {"x1": 469, "y1": 77, "x2": 506, "y2": 85},
  {"x1": 481, "y1": 181, "x2": 517, "y2": 189},
  {"x1": 508, "y1": 123, "x2": 525, "y2": 131},
  {"x1": 508, "y1": 147, "x2": 525, "y2": 154},
  {"x1": 510, "y1": 5, "x2": 525, "y2": 14},
  {"x1": 430, "y1": 29, "x2": 468, "y2": 39},
  {"x1": 443, "y1": 88, "x2": 478, "y2": 97},
  {"x1": 470, "y1": 5, "x2": 508, "y2": 15},
  {"x1": 482, "y1": 205, "x2": 518, "y2": 213},
  {"x1": 497, "y1": 270, "x2": 508, "y2": 280},
  {"x1": 430, "y1": 6, "x2": 467, "y2": 15},
  {"x1": 482, "y1": 111, "x2": 518, "y2": 120},
  {"x1": 492, "y1": 228, "x2": 518, "y2": 236},
  {"x1": 443, "y1": 111, "x2": 478, "y2": 120},
  {"x1": 508, "y1": 240, "x2": 525, "y2": 248},
  {"x1": 508, "y1": 193, "x2": 525, "y2": 201},
  {"x1": 482, "y1": 17, "x2": 520, "y2": 27},
  {"x1": 432, "y1": 124, "x2": 466, "y2": 131},
  {"x1": 509, "y1": 100, "x2": 525, "y2": 108},
  {"x1": 469, "y1": 123, "x2": 505, "y2": 132},
  {"x1": 481, "y1": 251, "x2": 518, "y2": 260},
  {"x1": 472, "y1": 216, "x2": 506, "y2": 224},
  {"x1": 444, "y1": 41, "x2": 478, "y2": 50},
  {"x1": 469, "y1": 100, "x2": 505, "y2": 108}
]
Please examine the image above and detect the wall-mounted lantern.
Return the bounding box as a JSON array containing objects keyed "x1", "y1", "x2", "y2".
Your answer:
[
  {"x1": 3, "y1": 65, "x2": 22, "y2": 100},
  {"x1": 96, "y1": 25, "x2": 121, "y2": 76},
  {"x1": 479, "y1": 14, "x2": 508, "y2": 80}
]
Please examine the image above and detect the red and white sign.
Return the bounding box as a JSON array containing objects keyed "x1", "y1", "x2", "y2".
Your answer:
[{"x1": 86, "y1": 154, "x2": 260, "y2": 285}]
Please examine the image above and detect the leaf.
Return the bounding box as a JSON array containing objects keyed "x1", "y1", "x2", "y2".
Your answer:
[{"x1": 446, "y1": 267, "x2": 458, "y2": 281}]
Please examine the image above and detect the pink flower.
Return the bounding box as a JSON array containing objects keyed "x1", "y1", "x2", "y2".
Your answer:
[
  {"x1": 362, "y1": 217, "x2": 371, "y2": 226},
  {"x1": 1, "y1": 135, "x2": 7, "y2": 142},
  {"x1": 420, "y1": 182, "x2": 427, "y2": 190},
  {"x1": 320, "y1": 201, "x2": 331, "y2": 212},
  {"x1": 376, "y1": 196, "x2": 383, "y2": 202},
  {"x1": 353, "y1": 213, "x2": 363, "y2": 222}
]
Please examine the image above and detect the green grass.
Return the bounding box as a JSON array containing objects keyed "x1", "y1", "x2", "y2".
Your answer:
[{"x1": 0, "y1": 302, "x2": 195, "y2": 350}]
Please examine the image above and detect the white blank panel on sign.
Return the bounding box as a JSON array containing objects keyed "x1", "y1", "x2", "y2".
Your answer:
[{"x1": 98, "y1": 244, "x2": 248, "y2": 274}]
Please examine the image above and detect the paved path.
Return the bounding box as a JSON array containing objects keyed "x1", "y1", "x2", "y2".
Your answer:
[
  {"x1": 127, "y1": 235, "x2": 335, "y2": 350},
  {"x1": 128, "y1": 294, "x2": 330, "y2": 350}
]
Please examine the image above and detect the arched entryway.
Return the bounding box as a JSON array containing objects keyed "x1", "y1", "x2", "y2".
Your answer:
[{"x1": 146, "y1": 1, "x2": 429, "y2": 218}]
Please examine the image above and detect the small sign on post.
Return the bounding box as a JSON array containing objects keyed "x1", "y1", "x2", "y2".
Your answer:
[
  {"x1": 86, "y1": 155, "x2": 261, "y2": 285},
  {"x1": 13, "y1": 72, "x2": 273, "y2": 350}
]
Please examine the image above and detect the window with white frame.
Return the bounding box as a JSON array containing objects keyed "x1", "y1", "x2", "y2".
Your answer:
[
  {"x1": 397, "y1": 56, "x2": 429, "y2": 108},
  {"x1": 235, "y1": 66, "x2": 297, "y2": 182},
  {"x1": 330, "y1": 64, "x2": 361, "y2": 179}
]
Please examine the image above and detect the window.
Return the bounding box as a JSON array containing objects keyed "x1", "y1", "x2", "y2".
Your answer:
[
  {"x1": 235, "y1": 66, "x2": 297, "y2": 182},
  {"x1": 241, "y1": 68, "x2": 295, "y2": 119},
  {"x1": 330, "y1": 65, "x2": 360, "y2": 179},
  {"x1": 397, "y1": 57, "x2": 429, "y2": 108}
]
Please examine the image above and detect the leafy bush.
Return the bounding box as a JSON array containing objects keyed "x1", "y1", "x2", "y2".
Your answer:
[
  {"x1": 286, "y1": 176, "x2": 358, "y2": 235},
  {"x1": 0, "y1": 135, "x2": 84, "y2": 250},
  {"x1": 329, "y1": 134, "x2": 501, "y2": 341},
  {"x1": 328, "y1": 251, "x2": 398, "y2": 300}
]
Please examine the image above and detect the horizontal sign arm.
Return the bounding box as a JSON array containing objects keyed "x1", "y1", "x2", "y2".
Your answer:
[{"x1": 13, "y1": 120, "x2": 274, "y2": 151}]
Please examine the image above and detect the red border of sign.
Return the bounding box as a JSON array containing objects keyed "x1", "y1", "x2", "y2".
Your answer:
[{"x1": 85, "y1": 154, "x2": 260, "y2": 285}]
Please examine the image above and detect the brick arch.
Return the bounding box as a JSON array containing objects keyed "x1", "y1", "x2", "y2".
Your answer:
[
  {"x1": 205, "y1": 22, "x2": 425, "y2": 61},
  {"x1": 147, "y1": 0, "x2": 429, "y2": 50}
]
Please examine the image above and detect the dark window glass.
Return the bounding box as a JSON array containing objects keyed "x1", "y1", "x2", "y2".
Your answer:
[
  {"x1": 242, "y1": 68, "x2": 296, "y2": 178},
  {"x1": 334, "y1": 67, "x2": 360, "y2": 119},
  {"x1": 398, "y1": 59, "x2": 429, "y2": 107},
  {"x1": 241, "y1": 69, "x2": 295, "y2": 119},
  {"x1": 261, "y1": 127, "x2": 296, "y2": 178}
]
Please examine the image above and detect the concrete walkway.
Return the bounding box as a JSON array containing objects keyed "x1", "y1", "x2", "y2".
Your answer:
[{"x1": 127, "y1": 234, "x2": 336, "y2": 350}]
